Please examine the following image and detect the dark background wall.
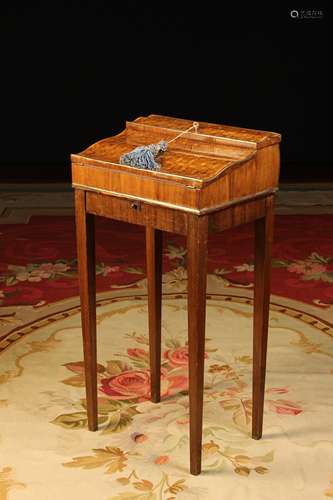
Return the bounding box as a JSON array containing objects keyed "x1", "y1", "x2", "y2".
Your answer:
[{"x1": 1, "y1": 3, "x2": 332, "y2": 182}]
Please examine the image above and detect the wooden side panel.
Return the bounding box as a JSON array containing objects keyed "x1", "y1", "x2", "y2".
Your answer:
[
  {"x1": 229, "y1": 158, "x2": 257, "y2": 198},
  {"x1": 86, "y1": 191, "x2": 188, "y2": 235},
  {"x1": 199, "y1": 157, "x2": 257, "y2": 209},
  {"x1": 199, "y1": 144, "x2": 279, "y2": 211},
  {"x1": 209, "y1": 197, "x2": 268, "y2": 232},
  {"x1": 255, "y1": 145, "x2": 280, "y2": 189}
]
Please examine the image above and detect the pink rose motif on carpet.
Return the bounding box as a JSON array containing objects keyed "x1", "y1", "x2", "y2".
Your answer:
[
  {"x1": 164, "y1": 346, "x2": 208, "y2": 367},
  {"x1": 100, "y1": 369, "x2": 187, "y2": 401},
  {"x1": 268, "y1": 399, "x2": 303, "y2": 416}
]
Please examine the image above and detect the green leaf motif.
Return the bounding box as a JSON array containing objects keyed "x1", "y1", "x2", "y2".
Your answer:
[
  {"x1": 309, "y1": 252, "x2": 330, "y2": 264},
  {"x1": 167, "y1": 478, "x2": 187, "y2": 495},
  {"x1": 111, "y1": 492, "x2": 157, "y2": 500},
  {"x1": 63, "y1": 446, "x2": 128, "y2": 474},
  {"x1": 234, "y1": 466, "x2": 250, "y2": 476},
  {"x1": 52, "y1": 411, "x2": 108, "y2": 430},
  {"x1": 255, "y1": 466, "x2": 269, "y2": 474},
  {"x1": 302, "y1": 272, "x2": 333, "y2": 283},
  {"x1": 234, "y1": 454, "x2": 251, "y2": 465},
  {"x1": 52, "y1": 411, "x2": 88, "y2": 429},
  {"x1": 123, "y1": 267, "x2": 145, "y2": 275},
  {"x1": 7, "y1": 264, "x2": 25, "y2": 272},
  {"x1": 271, "y1": 259, "x2": 288, "y2": 268},
  {"x1": 133, "y1": 479, "x2": 153, "y2": 491},
  {"x1": 164, "y1": 338, "x2": 181, "y2": 349},
  {"x1": 102, "y1": 411, "x2": 134, "y2": 434},
  {"x1": 220, "y1": 400, "x2": 240, "y2": 411},
  {"x1": 128, "y1": 357, "x2": 149, "y2": 369},
  {"x1": 94, "y1": 397, "x2": 124, "y2": 414},
  {"x1": 125, "y1": 406, "x2": 141, "y2": 417},
  {"x1": 5, "y1": 276, "x2": 17, "y2": 286},
  {"x1": 27, "y1": 263, "x2": 39, "y2": 271},
  {"x1": 232, "y1": 399, "x2": 252, "y2": 430},
  {"x1": 106, "y1": 360, "x2": 128, "y2": 376},
  {"x1": 59, "y1": 271, "x2": 77, "y2": 278},
  {"x1": 64, "y1": 360, "x2": 105, "y2": 374},
  {"x1": 321, "y1": 272, "x2": 333, "y2": 283},
  {"x1": 61, "y1": 375, "x2": 85, "y2": 387}
]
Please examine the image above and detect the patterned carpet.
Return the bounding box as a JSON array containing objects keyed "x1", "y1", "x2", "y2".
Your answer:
[{"x1": 0, "y1": 189, "x2": 333, "y2": 499}]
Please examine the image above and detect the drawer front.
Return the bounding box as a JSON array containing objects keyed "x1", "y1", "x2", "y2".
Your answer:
[{"x1": 86, "y1": 191, "x2": 188, "y2": 235}]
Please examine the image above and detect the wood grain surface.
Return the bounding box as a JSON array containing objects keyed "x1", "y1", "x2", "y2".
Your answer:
[{"x1": 72, "y1": 114, "x2": 280, "y2": 213}]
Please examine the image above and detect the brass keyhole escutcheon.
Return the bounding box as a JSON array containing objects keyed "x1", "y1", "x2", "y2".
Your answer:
[{"x1": 130, "y1": 201, "x2": 140, "y2": 210}]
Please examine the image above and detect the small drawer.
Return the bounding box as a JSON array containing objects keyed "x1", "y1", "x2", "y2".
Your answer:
[{"x1": 86, "y1": 191, "x2": 188, "y2": 234}]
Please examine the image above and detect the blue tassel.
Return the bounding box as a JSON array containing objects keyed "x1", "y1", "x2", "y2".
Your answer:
[
  {"x1": 119, "y1": 122, "x2": 199, "y2": 170},
  {"x1": 120, "y1": 140, "x2": 168, "y2": 171}
]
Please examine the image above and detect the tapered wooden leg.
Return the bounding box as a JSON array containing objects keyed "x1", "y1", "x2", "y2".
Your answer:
[
  {"x1": 187, "y1": 214, "x2": 208, "y2": 475},
  {"x1": 146, "y1": 226, "x2": 163, "y2": 403},
  {"x1": 252, "y1": 196, "x2": 274, "y2": 440},
  {"x1": 75, "y1": 189, "x2": 97, "y2": 431}
]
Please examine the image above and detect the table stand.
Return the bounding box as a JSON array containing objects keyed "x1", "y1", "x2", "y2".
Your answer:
[{"x1": 72, "y1": 114, "x2": 280, "y2": 475}]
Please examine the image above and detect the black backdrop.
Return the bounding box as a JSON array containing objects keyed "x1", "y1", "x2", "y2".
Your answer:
[{"x1": 1, "y1": 3, "x2": 332, "y2": 182}]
